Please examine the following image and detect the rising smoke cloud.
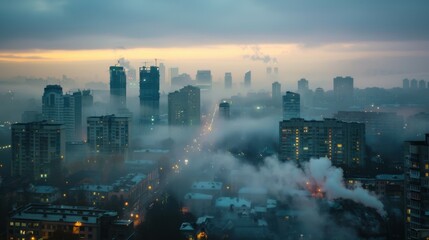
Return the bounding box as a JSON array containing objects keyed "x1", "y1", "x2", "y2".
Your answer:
[{"x1": 243, "y1": 45, "x2": 278, "y2": 64}]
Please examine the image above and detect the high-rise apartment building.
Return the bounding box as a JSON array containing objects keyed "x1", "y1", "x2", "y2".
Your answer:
[
  {"x1": 168, "y1": 85, "x2": 200, "y2": 126},
  {"x1": 11, "y1": 121, "x2": 65, "y2": 182},
  {"x1": 87, "y1": 115, "x2": 130, "y2": 154},
  {"x1": 244, "y1": 71, "x2": 251, "y2": 88},
  {"x1": 139, "y1": 66, "x2": 160, "y2": 123},
  {"x1": 224, "y1": 72, "x2": 232, "y2": 89},
  {"x1": 279, "y1": 118, "x2": 365, "y2": 167},
  {"x1": 282, "y1": 91, "x2": 300, "y2": 120},
  {"x1": 109, "y1": 66, "x2": 127, "y2": 109},
  {"x1": 333, "y1": 76, "x2": 354, "y2": 109},
  {"x1": 42, "y1": 85, "x2": 81, "y2": 142},
  {"x1": 410, "y1": 79, "x2": 418, "y2": 89},
  {"x1": 404, "y1": 134, "x2": 429, "y2": 240}
]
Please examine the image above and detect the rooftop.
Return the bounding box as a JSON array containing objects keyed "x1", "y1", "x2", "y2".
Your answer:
[
  {"x1": 10, "y1": 204, "x2": 117, "y2": 224},
  {"x1": 192, "y1": 181, "x2": 223, "y2": 191}
]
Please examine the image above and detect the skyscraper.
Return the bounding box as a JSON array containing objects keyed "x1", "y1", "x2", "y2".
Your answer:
[
  {"x1": 404, "y1": 134, "x2": 429, "y2": 239},
  {"x1": 272, "y1": 82, "x2": 281, "y2": 105},
  {"x1": 282, "y1": 91, "x2": 300, "y2": 120},
  {"x1": 11, "y1": 121, "x2": 65, "y2": 182},
  {"x1": 87, "y1": 115, "x2": 130, "y2": 154},
  {"x1": 109, "y1": 66, "x2": 127, "y2": 109},
  {"x1": 42, "y1": 85, "x2": 81, "y2": 142},
  {"x1": 244, "y1": 71, "x2": 251, "y2": 88},
  {"x1": 279, "y1": 118, "x2": 365, "y2": 167},
  {"x1": 224, "y1": 72, "x2": 232, "y2": 89},
  {"x1": 419, "y1": 79, "x2": 426, "y2": 89},
  {"x1": 333, "y1": 76, "x2": 354, "y2": 109},
  {"x1": 298, "y1": 78, "x2": 309, "y2": 93},
  {"x1": 196, "y1": 70, "x2": 212, "y2": 89},
  {"x1": 168, "y1": 85, "x2": 200, "y2": 126},
  {"x1": 219, "y1": 101, "x2": 230, "y2": 119},
  {"x1": 403, "y1": 78, "x2": 410, "y2": 89},
  {"x1": 139, "y1": 66, "x2": 160, "y2": 123},
  {"x1": 410, "y1": 79, "x2": 418, "y2": 89}
]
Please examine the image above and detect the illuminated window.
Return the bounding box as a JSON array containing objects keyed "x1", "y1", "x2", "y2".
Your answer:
[{"x1": 426, "y1": 164, "x2": 429, "y2": 170}]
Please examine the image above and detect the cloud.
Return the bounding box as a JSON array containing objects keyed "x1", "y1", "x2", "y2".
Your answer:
[
  {"x1": 0, "y1": 0, "x2": 428, "y2": 50},
  {"x1": 0, "y1": 54, "x2": 49, "y2": 60}
]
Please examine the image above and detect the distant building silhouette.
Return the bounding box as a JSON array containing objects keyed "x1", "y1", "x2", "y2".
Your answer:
[
  {"x1": 168, "y1": 85, "x2": 201, "y2": 126},
  {"x1": 298, "y1": 78, "x2": 309, "y2": 93},
  {"x1": 172, "y1": 73, "x2": 193, "y2": 90},
  {"x1": 196, "y1": 70, "x2": 212, "y2": 90},
  {"x1": 11, "y1": 121, "x2": 65, "y2": 182},
  {"x1": 224, "y1": 72, "x2": 232, "y2": 89},
  {"x1": 333, "y1": 76, "x2": 354, "y2": 109},
  {"x1": 282, "y1": 91, "x2": 300, "y2": 120},
  {"x1": 279, "y1": 118, "x2": 365, "y2": 167},
  {"x1": 244, "y1": 71, "x2": 251, "y2": 88},
  {"x1": 139, "y1": 66, "x2": 160, "y2": 123},
  {"x1": 403, "y1": 78, "x2": 410, "y2": 89},
  {"x1": 159, "y1": 63, "x2": 166, "y2": 89},
  {"x1": 272, "y1": 82, "x2": 281, "y2": 105},
  {"x1": 410, "y1": 79, "x2": 418, "y2": 89},
  {"x1": 419, "y1": 79, "x2": 426, "y2": 89},
  {"x1": 109, "y1": 66, "x2": 127, "y2": 110},
  {"x1": 170, "y1": 67, "x2": 179, "y2": 85}
]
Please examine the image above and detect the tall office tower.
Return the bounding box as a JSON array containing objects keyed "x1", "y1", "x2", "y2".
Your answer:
[
  {"x1": 11, "y1": 121, "x2": 65, "y2": 182},
  {"x1": 159, "y1": 63, "x2": 166, "y2": 89},
  {"x1": 404, "y1": 134, "x2": 429, "y2": 239},
  {"x1": 109, "y1": 66, "x2": 127, "y2": 109},
  {"x1": 42, "y1": 85, "x2": 80, "y2": 142},
  {"x1": 279, "y1": 118, "x2": 365, "y2": 167},
  {"x1": 333, "y1": 76, "x2": 354, "y2": 109},
  {"x1": 403, "y1": 78, "x2": 410, "y2": 89},
  {"x1": 244, "y1": 71, "x2": 251, "y2": 88},
  {"x1": 272, "y1": 82, "x2": 281, "y2": 104},
  {"x1": 168, "y1": 85, "x2": 200, "y2": 126},
  {"x1": 139, "y1": 66, "x2": 160, "y2": 123},
  {"x1": 224, "y1": 72, "x2": 232, "y2": 89},
  {"x1": 297, "y1": 78, "x2": 309, "y2": 93},
  {"x1": 282, "y1": 91, "x2": 300, "y2": 120},
  {"x1": 410, "y1": 79, "x2": 418, "y2": 89},
  {"x1": 419, "y1": 79, "x2": 426, "y2": 89},
  {"x1": 219, "y1": 101, "x2": 230, "y2": 119},
  {"x1": 196, "y1": 70, "x2": 212, "y2": 89},
  {"x1": 87, "y1": 115, "x2": 130, "y2": 154}
]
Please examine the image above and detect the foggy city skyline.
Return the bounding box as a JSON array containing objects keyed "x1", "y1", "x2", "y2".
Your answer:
[
  {"x1": 1, "y1": 1, "x2": 429, "y2": 240},
  {"x1": 0, "y1": 1, "x2": 429, "y2": 89}
]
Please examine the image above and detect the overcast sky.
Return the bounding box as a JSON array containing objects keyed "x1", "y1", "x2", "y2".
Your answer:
[{"x1": 1, "y1": 0, "x2": 429, "y2": 89}]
